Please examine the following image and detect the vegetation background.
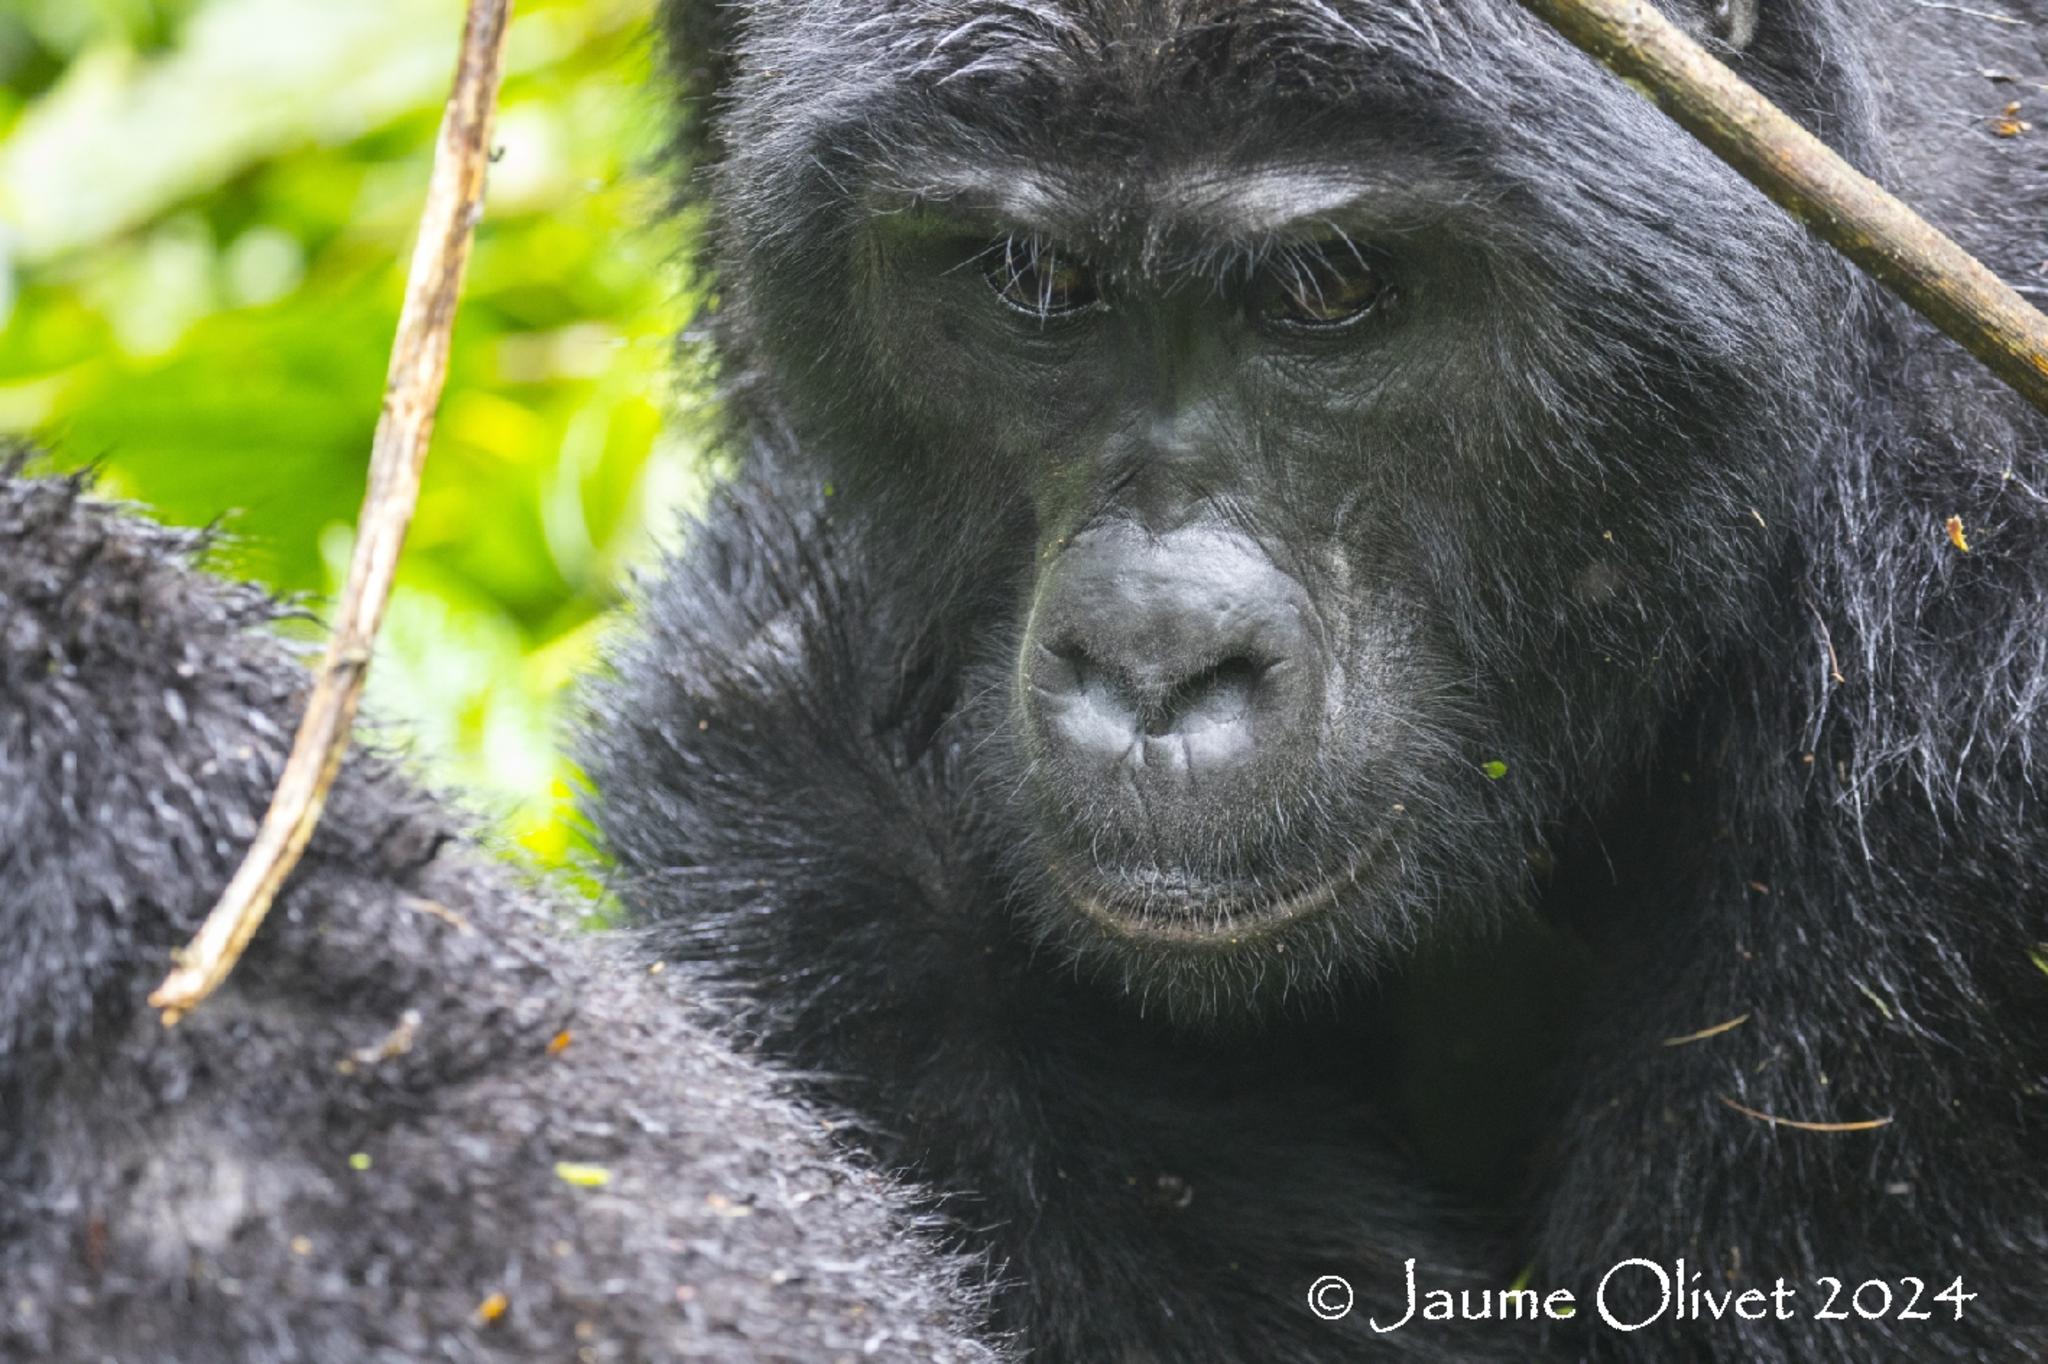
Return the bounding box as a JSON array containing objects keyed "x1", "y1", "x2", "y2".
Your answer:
[{"x1": 0, "y1": 0, "x2": 701, "y2": 871}]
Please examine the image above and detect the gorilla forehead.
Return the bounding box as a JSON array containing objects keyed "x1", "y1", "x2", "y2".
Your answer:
[
  {"x1": 740, "y1": 0, "x2": 1498, "y2": 151},
  {"x1": 722, "y1": 0, "x2": 1811, "y2": 289},
  {"x1": 733, "y1": 0, "x2": 1754, "y2": 131},
  {"x1": 884, "y1": 0, "x2": 1470, "y2": 96}
]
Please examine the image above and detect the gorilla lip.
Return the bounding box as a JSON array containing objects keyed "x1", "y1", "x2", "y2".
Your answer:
[{"x1": 1059, "y1": 840, "x2": 1384, "y2": 948}]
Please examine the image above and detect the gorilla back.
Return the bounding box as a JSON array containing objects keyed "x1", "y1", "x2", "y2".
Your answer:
[
  {"x1": 591, "y1": 0, "x2": 2048, "y2": 1360},
  {"x1": 0, "y1": 464, "x2": 1000, "y2": 1363}
]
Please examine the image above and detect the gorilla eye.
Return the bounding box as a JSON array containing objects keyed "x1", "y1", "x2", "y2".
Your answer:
[
  {"x1": 983, "y1": 236, "x2": 1100, "y2": 320},
  {"x1": 1254, "y1": 241, "x2": 1388, "y2": 333}
]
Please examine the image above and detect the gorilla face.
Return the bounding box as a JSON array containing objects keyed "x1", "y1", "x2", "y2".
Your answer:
[
  {"x1": 860, "y1": 193, "x2": 1504, "y2": 977},
  {"x1": 719, "y1": 0, "x2": 1866, "y2": 1016}
]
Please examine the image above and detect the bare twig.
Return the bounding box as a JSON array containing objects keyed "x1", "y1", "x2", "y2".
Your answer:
[
  {"x1": 150, "y1": 0, "x2": 514, "y2": 1025},
  {"x1": 1515, "y1": 0, "x2": 2048, "y2": 419}
]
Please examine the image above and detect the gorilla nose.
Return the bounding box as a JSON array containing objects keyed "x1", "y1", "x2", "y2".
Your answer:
[{"x1": 1025, "y1": 525, "x2": 1321, "y2": 789}]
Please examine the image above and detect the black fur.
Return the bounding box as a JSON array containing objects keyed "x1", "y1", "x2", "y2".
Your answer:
[
  {"x1": 591, "y1": 1, "x2": 2048, "y2": 1360},
  {"x1": 0, "y1": 462, "x2": 1000, "y2": 1363}
]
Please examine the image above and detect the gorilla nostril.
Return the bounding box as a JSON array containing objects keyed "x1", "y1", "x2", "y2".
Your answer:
[
  {"x1": 1045, "y1": 640, "x2": 1090, "y2": 690},
  {"x1": 1042, "y1": 640, "x2": 1273, "y2": 741},
  {"x1": 1142, "y1": 655, "x2": 1266, "y2": 737}
]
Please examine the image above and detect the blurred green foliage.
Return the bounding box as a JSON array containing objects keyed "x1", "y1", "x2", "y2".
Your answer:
[{"x1": 0, "y1": 0, "x2": 708, "y2": 866}]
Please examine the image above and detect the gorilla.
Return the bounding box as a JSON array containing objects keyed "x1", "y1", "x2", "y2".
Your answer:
[
  {"x1": 8, "y1": 1, "x2": 2047, "y2": 1361},
  {"x1": 581, "y1": 0, "x2": 2048, "y2": 1360},
  {"x1": 0, "y1": 463, "x2": 1000, "y2": 1363}
]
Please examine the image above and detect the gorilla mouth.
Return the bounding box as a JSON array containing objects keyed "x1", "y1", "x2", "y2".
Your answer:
[{"x1": 1055, "y1": 841, "x2": 1385, "y2": 948}]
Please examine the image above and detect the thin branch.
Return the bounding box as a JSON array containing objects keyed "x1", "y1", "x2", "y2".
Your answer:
[
  {"x1": 1514, "y1": 0, "x2": 2048, "y2": 419},
  {"x1": 150, "y1": 0, "x2": 515, "y2": 1025}
]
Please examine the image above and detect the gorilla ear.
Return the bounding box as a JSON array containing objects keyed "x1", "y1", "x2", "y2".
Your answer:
[{"x1": 1709, "y1": 0, "x2": 1760, "y2": 51}]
